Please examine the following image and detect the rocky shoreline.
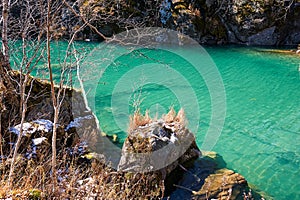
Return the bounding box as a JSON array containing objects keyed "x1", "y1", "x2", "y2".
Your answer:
[
  {"x1": 5, "y1": 0, "x2": 300, "y2": 46},
  {"x1": 80, "y1": 0, "x2": 300, "y2": 46}
]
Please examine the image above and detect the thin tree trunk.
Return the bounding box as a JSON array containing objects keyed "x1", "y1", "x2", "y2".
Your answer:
[
  {"x1": 7, "y1": 74, "x2": 29, "y2": 187},
  {"x1": 46, "y1": 0, "x2": 58, "y2": 190},
  {"x1": 2, "y1": 0, "x2": 10, "y2": 68},
  {"x1": 0, "y1": 87, "x2": 3, "y2": 170},
  {"x1": 2, "y1": 0, "x2": 22, "y2": 187}
]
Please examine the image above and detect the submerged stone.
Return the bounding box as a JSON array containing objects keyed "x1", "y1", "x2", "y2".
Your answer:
[{"x1": 192, "y1": 168, "x2": 247, "y2": 200}]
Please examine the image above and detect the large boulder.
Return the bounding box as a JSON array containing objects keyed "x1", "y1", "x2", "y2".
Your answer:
[
  {"x1": 118, "y1": 108, "x2": 201, "y2": 195},
  {"x1": 157, "y1": 0, "x2": 300, "y2": 45}
]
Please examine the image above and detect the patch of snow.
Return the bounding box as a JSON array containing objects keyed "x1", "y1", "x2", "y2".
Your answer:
[
  {"x1": 170, "y1": 133, "x2": 178, "y2": 144},
  {"x1": 33, "y1": 119, "x2": 53, "y2": 132},
  {"x1": 32, "y1": 137, "x2": 47, "y2": 145},
  {"x1": 65, "y1": 115, "x2": 93, "y2": 131},
  {"x1": 10, "y1": 119, "x2": 53, "y2": 136},
  {"x1": 10, "y1": 122, "x2": 36, "y2": 136}
]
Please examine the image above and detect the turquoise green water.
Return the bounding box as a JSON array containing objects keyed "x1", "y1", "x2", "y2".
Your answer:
[
  {"x1": 93, "y1": 45, "x2": 300, "y2": 199},
  {"x1": 206, "y1": 46, "x2": 300, "y2": 199},
  {"x1": 12, "y1": 42, "x2": 300, "y2": 199}
]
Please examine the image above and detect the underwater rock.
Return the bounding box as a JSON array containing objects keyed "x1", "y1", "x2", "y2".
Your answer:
[{"x1": 192, "y1": 168, "x2": 247, "y2": 200}]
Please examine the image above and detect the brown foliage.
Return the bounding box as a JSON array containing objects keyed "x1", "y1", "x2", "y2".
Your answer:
[
  {"x1": 128, "y1": 109, "x2": 152, "y2": 132},
  {"x1": 163, "y1": 107, "x2": 186, "y2": 125},
  {"x1": 129, "y1": 108, "x2": 187, "y2": 132}
]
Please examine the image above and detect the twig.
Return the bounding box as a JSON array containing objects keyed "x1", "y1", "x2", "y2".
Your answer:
[{"x1": 173, "y1": 184, "x2": 195, "y2": 193}]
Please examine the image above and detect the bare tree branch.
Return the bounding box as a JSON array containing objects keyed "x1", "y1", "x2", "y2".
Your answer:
[{"x1": 62, "y1": 0, "x2": 107, "y2": 40}]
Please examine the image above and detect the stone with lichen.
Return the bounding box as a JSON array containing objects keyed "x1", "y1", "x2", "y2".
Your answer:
[{"x1": 192, "y1": 168, "x2": 248, "y2": 200}]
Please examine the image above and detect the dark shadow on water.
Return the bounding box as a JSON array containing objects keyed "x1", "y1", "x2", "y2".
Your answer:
[{"x1": 164, "y1": 152, "x2": 227, "y2": 199}]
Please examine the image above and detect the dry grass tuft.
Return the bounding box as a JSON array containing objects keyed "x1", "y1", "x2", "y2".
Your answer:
[
  {"x1": 129, "y1": 107, "x2": 187, "y2": 131},
  {"x1": 163, "y1": 107, "x2": 186, "y2": 125},
  {"x1": 128, "y1": 109, "x2": 152, "y2": 132},
  {"x1": 163, "y1": 107, "x2": 176, "y2": 123},
  {"x1": 0, "y1": 150, "x2": 164, "y2": 199},
  {"x1": 174, "y1": 108, "x2": 186, "y2": 125}
]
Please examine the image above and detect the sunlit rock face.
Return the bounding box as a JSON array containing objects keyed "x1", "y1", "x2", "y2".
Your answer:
[
  {"x1": 192, "y1": 168, "x2": 248, "y2": 200},
  {"x1": 216, "y1": 0, "x2": 300, "y2": 45},
  {"x1": 167, "y1": 0, "x2": 300, "y2": 45},
  {"x1": 4, "y1": 0, "x2": 300, "y2": 45},
  {"x1": 118, "y1": 108, "x2": 201, "y2": 173},
  {"x1": 118, "y1": 109, "x2": 201, "y2": 195}
]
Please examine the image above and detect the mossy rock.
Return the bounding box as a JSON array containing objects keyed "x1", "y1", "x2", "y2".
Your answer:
[{"x1": 29, "y1": 189, "x2": 42, "y2": 200}]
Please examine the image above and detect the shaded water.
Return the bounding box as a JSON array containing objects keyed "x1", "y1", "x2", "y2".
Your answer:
[{"x1": 14, "y1": 42, "x2": 300, "y2": 199}]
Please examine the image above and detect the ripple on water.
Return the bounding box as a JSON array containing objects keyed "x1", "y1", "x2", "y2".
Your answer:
[{"x1": 200, "y1": 46, "x2": 300, "y2": 199}]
